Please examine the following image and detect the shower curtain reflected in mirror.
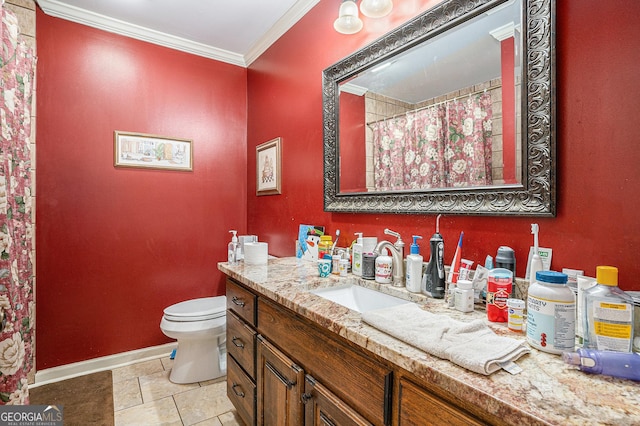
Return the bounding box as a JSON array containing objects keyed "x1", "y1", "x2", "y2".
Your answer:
[{"x1": 372, "y1": 93, "x2": 493, "y2": 191}]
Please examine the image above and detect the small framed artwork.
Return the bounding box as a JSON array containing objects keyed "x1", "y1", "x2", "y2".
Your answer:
[
  {"x1": 114, "y1": 131, "x2": 193, "y2": 171},
  {"x1": 256, "y1": 137, "x2": 282, "y2": 195}
]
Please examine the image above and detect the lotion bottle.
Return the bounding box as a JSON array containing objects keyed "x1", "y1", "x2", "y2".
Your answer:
[
  {"x1": 405, "y1": 235, "x2": 423, "y2": 293},
  {"x1": 228, "y1": 230, "x2": 239, "y2": 265},
  {"x1": 352, "y1": 233, "x2": 364, "y2": 276}
]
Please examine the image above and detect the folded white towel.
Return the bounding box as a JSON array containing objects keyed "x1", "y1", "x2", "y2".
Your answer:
[{"x1": 362, "y1": 303, "x2": 530, "y2": 375}]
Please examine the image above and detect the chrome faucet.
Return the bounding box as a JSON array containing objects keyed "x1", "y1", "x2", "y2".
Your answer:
[{"x1": 373, "y1": 229, "x2": 405, "y2": 287}]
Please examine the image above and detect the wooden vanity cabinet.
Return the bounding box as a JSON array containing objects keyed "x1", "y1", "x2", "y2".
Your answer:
[
  {"x1": 225, "y1": 277, "x2": 497, "y2": 426},
  {"x1": 397, "y1": 377, "x2": 484, "y2": 426},
  {"x1": 256, "y1": 336, "x2": 304, "y2": 425},
  {"x1": 226, "y1": 279, "x2": 258, "y2": 425},
  {"x1": 303, "y1": 375, "x2": 373, "y2": 426}
]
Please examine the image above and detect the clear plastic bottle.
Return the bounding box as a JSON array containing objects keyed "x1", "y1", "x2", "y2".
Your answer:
[
  {"x1": 583, "y1": 266, "x2": 634, "y2": 352},
  {"x1": 526, "y1": 271, "x2": 575, "y2": 354}
]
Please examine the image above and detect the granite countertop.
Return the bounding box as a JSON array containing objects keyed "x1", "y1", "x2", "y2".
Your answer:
[{"x1": 219, "y1": 257, "x2": 640, "y2": 425}]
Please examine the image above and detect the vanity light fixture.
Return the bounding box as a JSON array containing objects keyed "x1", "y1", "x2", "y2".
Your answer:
[
  {"x1": 334, "y1": 0, "x2": 364, "y2": 34},
  {"x1": 334, "y1": 0, "x2": 393, "y2": 34},
  {"x1": 360, "y1": 0, "x2": 393, "y2": 18}
]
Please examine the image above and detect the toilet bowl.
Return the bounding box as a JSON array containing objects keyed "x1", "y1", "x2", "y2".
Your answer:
[{"x1": 160, "y1": 296, "x2": 227, "y2": 384}]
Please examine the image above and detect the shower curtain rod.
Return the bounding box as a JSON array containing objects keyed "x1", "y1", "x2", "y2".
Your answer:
[{"x1": 365, "y1": 86, "x2": 495, "y2": 127}]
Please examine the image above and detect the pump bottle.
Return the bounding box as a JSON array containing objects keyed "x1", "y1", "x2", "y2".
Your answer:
[
  {"x1": 228, "y1": 230, "x2": 239, "y2": 265},
  {"x1": 423, "y1": 216, "x2": 445, "y2": 299},
  {"x1": 406, "y1": 236, "x2": 423, "y2": 293},
  {"x1": 352, "y1": 233, "x2": 364, "y2": 276}
]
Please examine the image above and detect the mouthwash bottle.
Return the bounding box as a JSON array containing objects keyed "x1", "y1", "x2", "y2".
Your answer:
[{"x1": 583, "y1": 266, "x2": 635, "y2": 352}]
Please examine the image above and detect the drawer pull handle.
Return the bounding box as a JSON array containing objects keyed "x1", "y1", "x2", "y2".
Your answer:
[
  {"x1": 231, "y1": 296, "x2": 245, "y2": 307},
  {"x1": 232, "y1": 337, "x2": 245, "y2": 348},
  {"x1": 231, "y1": 382, "x2": 245, "y2": 398}
]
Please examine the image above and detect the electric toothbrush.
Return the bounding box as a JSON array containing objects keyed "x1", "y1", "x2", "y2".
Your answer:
[{"x1": 529, "y1": 224, "x2": 543, "y2": 281}]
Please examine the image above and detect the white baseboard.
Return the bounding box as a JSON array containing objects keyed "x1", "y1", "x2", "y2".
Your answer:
[{"x1": 32, "y1": 342, "x2": 178, "y2": 387}]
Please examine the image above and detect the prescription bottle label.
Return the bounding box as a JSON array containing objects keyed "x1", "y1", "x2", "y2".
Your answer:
[{"x1": 527, "y1": 295, "x2": 576, "y2": 354}]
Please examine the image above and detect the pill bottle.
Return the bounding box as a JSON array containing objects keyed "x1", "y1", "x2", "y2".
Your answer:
[
  {"x1": 318, "y1": 235, "x2": 334, "y2": 260},
  {"x1": 507, "y1": 298, "x2": 525, "y2": 332},
  {"x1": 454, "y1": 280, "x2": 474, "y2": 313},
  {"x1": 526, "y1": 271, "x2": 575, "y2": 354}
]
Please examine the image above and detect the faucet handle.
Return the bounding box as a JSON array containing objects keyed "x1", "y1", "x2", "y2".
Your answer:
[{"x1": 384, "y1": 228, "x2": 404, "y2": 248}]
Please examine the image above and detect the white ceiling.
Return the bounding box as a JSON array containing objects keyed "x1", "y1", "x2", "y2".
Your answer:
[{"x1": 36, "y1": 0, "x2": 320, "y2": 67}]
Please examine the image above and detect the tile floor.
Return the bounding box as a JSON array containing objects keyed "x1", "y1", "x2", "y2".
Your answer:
[{"x1": 112, "y1": 355, "x2": 243, "y2": 425}]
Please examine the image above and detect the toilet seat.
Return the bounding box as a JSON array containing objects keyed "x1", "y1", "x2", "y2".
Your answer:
[{"x1": 163, "y1": 297, "x2": 226, "y2": 322}]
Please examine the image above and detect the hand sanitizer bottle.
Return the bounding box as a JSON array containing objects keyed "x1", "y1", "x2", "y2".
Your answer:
[
  {"x1": 228, "y1": 230, "x2": 239, "y2": 265},
  {"x1": 406, "y1": 236, "x2": 423, "y2": 293}
]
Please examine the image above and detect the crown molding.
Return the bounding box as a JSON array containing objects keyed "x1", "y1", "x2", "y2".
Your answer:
[
  {"x1": 36, "y1": 0, "x2": 320, "y2": 67},
  {"x1": 244, "y1": 0, "x2": 320, "y2": 66}
]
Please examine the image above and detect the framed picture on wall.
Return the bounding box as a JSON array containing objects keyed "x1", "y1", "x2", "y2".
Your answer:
[
  {"x1": 114, "y1": 131, "x2": 193, "y2": 171},
  {"x1": 256, "y1": 137, "x2": 282, "y2": 195}
]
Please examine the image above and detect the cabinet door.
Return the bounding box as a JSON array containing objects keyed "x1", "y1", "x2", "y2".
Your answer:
[
  {"x1": 398, "y1": 378, "x2": 484, "y2": 426},
  {"x1": 303, "y1": 375, "x2": 372, "y2": 426},
  {"x1": 257, "y1": 336, "x2": 305, "y2": 426}
]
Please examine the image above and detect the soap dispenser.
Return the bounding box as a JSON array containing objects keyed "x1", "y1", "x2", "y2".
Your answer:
[
  {"x1": 406, "y1": 236, "x2": 423, "y2": 293},
  {"x1": 423, "y1": 215, "x2": 445, "y2": 298},
  {"x1": 228, "y1": 230, "x2": 239, "y2": 265},
  {"x1": 352, "y1": 232, "x2": 364, "y2": 276}
]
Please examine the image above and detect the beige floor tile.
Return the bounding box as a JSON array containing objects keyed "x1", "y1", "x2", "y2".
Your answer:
[
  {"x1": 198, "y1": 376, "x2": 226, "y2": 387},
  {"x1": 112, "y1": 359, "x2": 165, "y2": 383},
  {"x1": 192, "y1": 418, "x2": 222, "y2": 426},
  {"x1": 115, "y1": 395, "x2": 182, "y2": 426},
  {"x1": 160, "y1": 356, "x2": 174, "y2": 371},
  {"x1": 113, "y1": 377, "x2": 143, "y2": 411},
  {"x1": 217, "y1": 411, "x2": 243, "y2": 426},
  {"x1": 173, "y1": 381, "x2": 234, "y2": 426},
  {"x1": 139, "y1": 369, "x2": 199, "y2": 403}
]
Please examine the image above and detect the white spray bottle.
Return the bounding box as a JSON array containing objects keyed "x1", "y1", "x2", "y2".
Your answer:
[{"x1": 528, "y1": 224, "x2": 543, "y2": 282}]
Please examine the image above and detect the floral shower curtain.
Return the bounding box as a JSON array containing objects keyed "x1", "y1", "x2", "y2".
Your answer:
[
  {"x1": 373, "y1": 93, "x2": 493, "y2": 190},
  {"x1": 0, "y1": 5, "x2": 36, "y2": 405}
]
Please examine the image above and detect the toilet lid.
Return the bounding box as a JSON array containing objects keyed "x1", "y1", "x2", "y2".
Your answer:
[{"x1": 163, "y1": 296, "x2": 226, "y2": 322}]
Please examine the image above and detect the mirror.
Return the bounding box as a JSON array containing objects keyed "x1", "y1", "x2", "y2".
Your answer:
[{"x1": 323, "y1": 0, "x2": 556, "y2": 216}]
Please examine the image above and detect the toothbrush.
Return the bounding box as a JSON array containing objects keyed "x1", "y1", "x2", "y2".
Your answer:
[
  {"x1": 331, "y1": 229, "x2": 340, "y2": 254},
  {"x1": 529, "y1": 224, "x2": 543, "y2": 281}
]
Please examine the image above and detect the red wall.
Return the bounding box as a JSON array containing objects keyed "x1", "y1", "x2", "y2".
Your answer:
[
  {"x1": 36, "y1": 10, "x2": 247, "y2": 369},
  {"x1": 247, "y1": 1, "x2": 640, "y2": 287}
]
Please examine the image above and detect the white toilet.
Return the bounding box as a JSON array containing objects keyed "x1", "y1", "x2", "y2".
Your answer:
[{"x1": 160, "y1": 296, "x2": 227, "y2": 384}]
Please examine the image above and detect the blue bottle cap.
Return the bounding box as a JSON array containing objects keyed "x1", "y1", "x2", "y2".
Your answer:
[
  {"x1": 536, "y1": 270, "x2": 568, "y2": 284},
  {"x1": 410, "y1": 235, "x2": 422, "y2": 255}
]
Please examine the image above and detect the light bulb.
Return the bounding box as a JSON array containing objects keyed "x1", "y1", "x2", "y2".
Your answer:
[
  {"x1": 360, "y1": 0, "x2": 393, "y2": 18},
  {"x1": 334, "y1": 0, "x2": 363, "y2": 34}
]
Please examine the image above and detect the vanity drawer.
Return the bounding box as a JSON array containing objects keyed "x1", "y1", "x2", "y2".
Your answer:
[
  {"x1": 227, "y1": 310, "x2": 257, "y2": 379},
  {"x1": 226, "y1": 278, "x2": 257, "y2": 326},
  {"x1": 227, "y1": 356, "x2": 256, "y2": 426}
]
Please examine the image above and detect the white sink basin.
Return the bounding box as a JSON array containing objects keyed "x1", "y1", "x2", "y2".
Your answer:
[{"x1": 311, "y1": 284, "x2": 411, "y2": 313}]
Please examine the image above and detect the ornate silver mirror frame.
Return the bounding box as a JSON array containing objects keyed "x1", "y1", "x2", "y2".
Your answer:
[{"x1": 322, "y1": 0, "x2": 556, "y2": 216}]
